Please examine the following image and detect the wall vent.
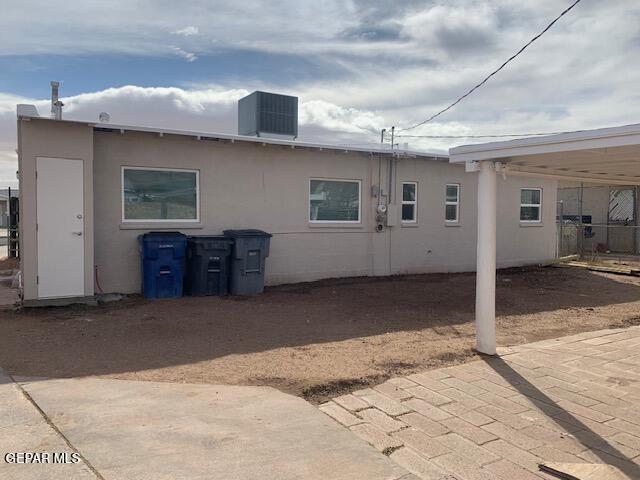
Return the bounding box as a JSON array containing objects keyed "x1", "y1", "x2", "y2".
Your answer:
[{"x1": 238, "y1": 91, "x2": 298, "y2": 139}]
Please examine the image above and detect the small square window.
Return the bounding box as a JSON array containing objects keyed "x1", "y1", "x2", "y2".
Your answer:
[
  {"x1": 521, "y1": 189, "x2": 541, "y2": 205},
  {"x1": 402, "y1": 204, "x2": 415, "y2": 221},
  {"x1": 403, "y1": 183, "x2": 416, "y2": 202}
]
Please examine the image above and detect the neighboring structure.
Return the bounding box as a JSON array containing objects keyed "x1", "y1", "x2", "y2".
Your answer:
[
  {"x1": 0, "y1": 188, "x2": 18, "y2": 228},
  {"x1": 16, "y1": 97, "x2": 557, "y2": 303},
  {"x1": 0, "y1": 188, "x2": 19, "y2": 259},
  {"x1": 557, "y1": 182, "x2": 639, "y2": 256}
]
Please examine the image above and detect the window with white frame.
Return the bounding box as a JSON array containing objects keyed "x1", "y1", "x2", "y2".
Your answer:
[
  {"x1": 122, "y1": 167, "x2": 199, "y2": 222},
  {"x1": 401, "y1": 182, "x2": 417, "y2": 222},
  {"x1": 309, "y1": 179, "x2": 361, "y2": 222},
  {"x1": 445, "y1": 184, "x2": 460, "y2": 222},
  {"x1": 520, "y1": 188, "x2": 542, "y2": 222}
]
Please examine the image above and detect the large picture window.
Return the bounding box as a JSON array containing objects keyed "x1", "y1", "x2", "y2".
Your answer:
[
  {"x1": 309, "y1": 179, "x2": 361, "y2": 223},
  {"x1": 401, "y1": 182, "x2": 417, "y2": 223},
  {"x1": 122, "y1": 167, "x2": 199, "y2": 222},
  {"x1": 520, "y1": 188, "x2": 542, "y2": 222}
]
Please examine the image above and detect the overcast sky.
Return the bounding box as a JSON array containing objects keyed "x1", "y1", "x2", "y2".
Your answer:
[{"x1": 1, "y1": 0, "x2": 639, "y2": 187}]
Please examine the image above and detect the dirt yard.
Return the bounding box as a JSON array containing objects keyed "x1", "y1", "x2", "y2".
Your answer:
[{"x1": 0, "y1": 267, "x2": 639, "y2": 404}]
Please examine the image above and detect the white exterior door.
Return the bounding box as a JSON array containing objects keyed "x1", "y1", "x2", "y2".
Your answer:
[{"x1": 36, "y1": 157, "x2": 85, "y2": 298}]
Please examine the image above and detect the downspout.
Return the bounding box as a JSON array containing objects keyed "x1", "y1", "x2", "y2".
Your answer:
[
  {"x1": 379, "y1": 129, "x2": 385, "y2": 208},
  {"x1": 387, "y1": 156, "x2": 393, "y2": 206},
  {"x1": 387, "y1": 126, "x2": 395, "y2": 205},
  {"x1": 633, "y1": 185, "x2": 640, "y2": 255},
  {"x1": 387, "y1": 127, "x2": 396, "y2": 276}
]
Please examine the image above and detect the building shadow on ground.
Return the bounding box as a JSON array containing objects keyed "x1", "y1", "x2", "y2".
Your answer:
[{"x1": 484, "y1": 356, "x2": 640, "y2": 478}]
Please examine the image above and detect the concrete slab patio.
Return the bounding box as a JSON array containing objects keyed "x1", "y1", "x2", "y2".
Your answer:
[
  {"x1": 0, "y1": 370, "x2": 97, "y2": 480},
  {"x1": 5, "y1": 376, "x2": 412, "y2": 480},
  {"x1": 4, "y1": 326, "x2": 640, "y2": 479},
  {"x1": 320, "y1": 326, "x2": 640, "y2": 479}
]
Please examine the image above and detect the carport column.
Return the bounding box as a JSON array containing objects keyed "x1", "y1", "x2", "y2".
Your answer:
[{"x1": 476, "y1": 160, "x2": 497, "y2": 355}]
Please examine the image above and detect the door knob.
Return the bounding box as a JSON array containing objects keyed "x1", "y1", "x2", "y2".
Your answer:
[{"x1": 72, "y1": 231, "x2": 83, "y2": 236}]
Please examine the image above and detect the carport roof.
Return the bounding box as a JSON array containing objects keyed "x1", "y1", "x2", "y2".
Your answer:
[{"x1": 449, "y1": 123, "x2": 640, "y2": 185}]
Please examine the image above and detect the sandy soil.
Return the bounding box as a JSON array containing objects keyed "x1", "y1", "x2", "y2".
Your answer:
[
  {"x1": 0, "y1": 267, "x2": 639, "y2": 404},
  {"x1": 0, "y1": 257, "x2": 18, "y2": 271}
]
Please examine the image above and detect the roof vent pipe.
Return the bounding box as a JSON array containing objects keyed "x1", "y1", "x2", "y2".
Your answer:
[{"x1": 50, "y1": 81, "x2": 63, "y2": 120}]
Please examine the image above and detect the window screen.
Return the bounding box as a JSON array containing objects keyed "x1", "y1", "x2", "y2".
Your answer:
[
  {"x1": 309, "y1": 179, "x2": 360, "y2": 222},
  {"x1": 123, "y1": 168, "x2": 198, "y2": 221}
]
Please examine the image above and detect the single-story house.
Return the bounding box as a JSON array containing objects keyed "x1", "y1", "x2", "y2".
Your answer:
[{"x1": 16, "y1": 95, "x2": 558, "y2": 302}]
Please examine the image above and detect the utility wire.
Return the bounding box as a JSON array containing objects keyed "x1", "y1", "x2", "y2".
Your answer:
[
  {"x1": 394, "y1": 130, "x2": 584, "y2": 139},
  {"x1": 398, "y1": 0, "x2": 583, "y2": 133}
]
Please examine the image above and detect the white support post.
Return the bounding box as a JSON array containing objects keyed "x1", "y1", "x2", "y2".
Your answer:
[{"x1": 476, "y1": 160, "x2": 497, "y2": 355}]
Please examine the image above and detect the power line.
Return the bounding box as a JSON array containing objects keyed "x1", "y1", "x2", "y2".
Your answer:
[
  {"x1": 398, "y1": 0, "x2": 583, "y2": 133},
  {"x1": 394, "y1": 130, "x2": 584, "y2": 139}
]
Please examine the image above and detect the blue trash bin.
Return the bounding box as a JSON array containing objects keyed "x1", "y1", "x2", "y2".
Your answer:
[{"x1": 138, "y1": 232, "x2": 187, "y2": 299}]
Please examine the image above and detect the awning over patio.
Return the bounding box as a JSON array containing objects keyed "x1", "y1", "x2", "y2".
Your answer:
[
  {"x1": 448, "y1": 123, "x2": 640, "y2": 355},
  {"x1": 450, "y1": 123, "x2": 640, "y2": 185}
]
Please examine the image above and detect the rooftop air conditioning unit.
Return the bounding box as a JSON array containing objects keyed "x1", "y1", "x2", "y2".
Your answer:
[{"x1": 238, "y1": 91, "x2": 298, "y2": 140}]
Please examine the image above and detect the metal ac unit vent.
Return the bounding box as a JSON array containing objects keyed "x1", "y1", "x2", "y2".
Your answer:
[{"x1": 238, "y1": 91, "x2": 298, "y2": 139}]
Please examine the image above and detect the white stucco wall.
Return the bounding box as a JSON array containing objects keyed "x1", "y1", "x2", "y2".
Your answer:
[{"x1": 91, "y1": 129, "x2": 557, "y2": 293}]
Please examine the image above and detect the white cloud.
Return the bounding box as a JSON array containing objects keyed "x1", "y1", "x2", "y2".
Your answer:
[
  {"x1": 173, "y1": 26, "x2": 199, "y2": 36},
  {"x1": 0, "y1": 1, "x2": 349, "y2": 57},
  {"x1": 1, "y1": 0, "x2": 640, "y2": 186},
  {"x1": 299, "y1": 100, "x2": 384, "y2": 134},
  {"x1": 170, "y1": 46, "x2": 198, "y2": 62},
  {"x1": 0, "y1": 149, "x2": 18, "y2": 189},
  {"x1": 0, "y1": 93, "x2": 35, "y2": 115}
]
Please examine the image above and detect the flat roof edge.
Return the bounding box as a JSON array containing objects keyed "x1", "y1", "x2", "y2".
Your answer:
[
  {"x1": 19, "y1": 114, "x2": 447, "y2": 159},
  {"x1": 449, "y1": 122, "x2": 640, "y2": 161},
  {"x1": 94, "y1": 123, "x2": 446, "y2": 158}
]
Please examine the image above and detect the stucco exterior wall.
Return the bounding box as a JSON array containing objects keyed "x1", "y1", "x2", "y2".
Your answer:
[
  {"x1": 92, "y1": 130, "x2": 557, "y2": 294},
  {"x1": 17, "y1": 118, "x2": 94, "y2": 300},
  {"x1": 391, "y1": 159, "x2": 557, "y2": 274}
]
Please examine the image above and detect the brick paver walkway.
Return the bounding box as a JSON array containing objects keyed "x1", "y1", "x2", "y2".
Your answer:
[{"x1": 320, "y1": 326, "x2": 640, "y2": 479}]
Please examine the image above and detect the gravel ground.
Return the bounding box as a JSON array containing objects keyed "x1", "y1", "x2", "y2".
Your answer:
[{"x1": 0, "y1": 267, "x2": 639, "y2": 404}]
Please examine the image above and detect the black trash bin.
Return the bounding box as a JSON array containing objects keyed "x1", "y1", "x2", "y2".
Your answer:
[
  {"x1": 184, "y1": 236, "x2": 234, "y2": 296},
  {"x1": 223, "y1": 229, "x2": 272, "y2": 295}
]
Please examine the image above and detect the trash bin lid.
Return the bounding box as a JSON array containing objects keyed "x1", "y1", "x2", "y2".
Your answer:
[
  {"x1": 139, "y1": 232, "x2": 187, "y2": 244},
  {"x1": 187, "y1": 235, "x2": 234, "y2": 248},
  {"x1": 142, "y1": 231, "x2": 186, "y2": 238},
  {"x1": 223, "y1": 229, "x2": 272, "y2": 238},
  {"x1": 187, "y1": 235, "x2": 233, "y2": 242}
]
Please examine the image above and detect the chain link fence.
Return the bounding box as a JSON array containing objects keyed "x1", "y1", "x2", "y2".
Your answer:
[
  {"x1": 557, "y1": 184, "x2": 639, "y2": 261},
  {"x1": 558, "y1": 223, "x2": 640, "y2": 258}
]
